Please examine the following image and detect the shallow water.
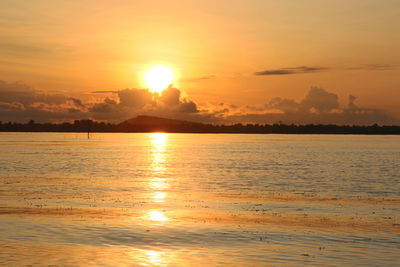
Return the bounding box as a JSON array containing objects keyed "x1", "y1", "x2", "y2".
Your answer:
[{"x1": 0, "y1": 133, "x2": 399, "y2": 266}]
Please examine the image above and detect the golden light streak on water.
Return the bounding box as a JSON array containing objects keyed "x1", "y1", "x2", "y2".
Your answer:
[
  {"x1": 147, "y1": 210, "x2": 168, "y2": 222},
  {"x1": 129, "y1": 249, "x2": 170, "y2": 266},
  {"x1": 151, "y1": 132, "x2": 167, "y2": 147},
  {"x1": 153, "y1": 192, "x2": 166, "y2": 203},
  {"x1": 150, "y1": 133, "x2": 167, "y2": 174},
  {"x1": 149, "y1": 132, "x2": 169, "y2": 201},
  {"x1": 149, "y1": 178, "x2": 169, "y2": 190},
  {"x1": 145, "y1": 250, "x2": 164, "y2": 265}
]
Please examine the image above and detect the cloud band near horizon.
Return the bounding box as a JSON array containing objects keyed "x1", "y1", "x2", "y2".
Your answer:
[{"x1": 0, "y1": 80, "x2": 398, "y2": 126}]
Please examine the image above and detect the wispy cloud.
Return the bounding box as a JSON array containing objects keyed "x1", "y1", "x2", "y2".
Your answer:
[
  {"x1": 91, "y1": 91, "x2": 118, "y2": 94},
  {"x1": 181, "y1": 75, "x2": 216, "y2": 82},
  {"x1": 347, "y1": 64, "x2": 396, "y2": 71},
  {"x1": 254, "y1": 66, "x2": 328, "y2": 76}
]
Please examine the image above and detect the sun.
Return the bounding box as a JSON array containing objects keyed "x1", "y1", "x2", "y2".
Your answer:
[{"x1": 144, "y1": 66, "x2": 174, "y2": 93}]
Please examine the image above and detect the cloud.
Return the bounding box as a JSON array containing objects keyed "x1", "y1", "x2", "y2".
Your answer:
[
  {"x1": 347, "y1": 94, "x2": 357, "y2": 109},
  {"x1": 0, "y1": 101, "x2": 25, "y2": 112},
  {"x1": 91, "y1": 90, "x2": 117, "y2": 94},
  {"x1": 178, "y1": 100, "x2": 198, "y2": 113},
  {"x1": 0, "y1": 80, "x2": 87, "y2": 122},
  {"x1": 348, "y1": 64, "x2": 396, "y2": 71},
  {"x1": 87, "y1": 86, "x2": 199, "y2": 121},
  {"x1": 117, "y1": 89, "x2": 152, "y2": 108},
  {"x1": 265, "y1": 97, "x2": 299, "y2": 113},
  {"x1": 159, "y1": 87, "x2": 180, "y2": 106},
  {"x1": 255, "y1": 66, "x2": 328, "y2": 76},
  {"x1": 0, "y1": 80, "x2": 68, "y2": 106},
  {"x1": 263, "y1": 87, "x2": 339, "y2": 114},
  {"x1": 68, "y1": 97, "x2": 85, "y2": 108},
  {"x1": 254, "y1": 64, "x2": 396, "y2": 76},
  {"x1": 300, "y1": 86, "x2": 339, "y2": 113},
  {"x1": 0, "y1": 80, "x2": 36, "y2": 106},
  {"x1": 222, "y1": 87, "x2": 397, "y2": 125},
  {"x1": 181, "y1": 75, "x2": 216, "y2": 82},
  {"x1": 0, "y1": 80, "x2": 398, "y2": 125},
  {"x1": 89, "y1": 98, "x2": 118, "y2": 113}
]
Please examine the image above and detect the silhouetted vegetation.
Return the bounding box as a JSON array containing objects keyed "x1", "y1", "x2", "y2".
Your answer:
[{"x1": 0, "y1": 116, "x2": 399, "y2": 134}]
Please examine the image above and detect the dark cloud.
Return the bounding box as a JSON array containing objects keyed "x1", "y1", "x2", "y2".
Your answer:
[
  {"x1": 300, "y1": 86, "x2": 339, "y2": 113},
  {"x1": 0, "y1": 80, "x2": 67, "y2": 106},
  {"x1": 265, "y1": 97, "x2": 299, "y2": 113},
  {"x1": 67, "y1": 108, "x2": 81, "y2": 113},
  {"x1": 255, "y1": 66, "x2": 328, "y2": 76},
  {"x1": 343, "y1": 94, "x2": 389, "y2": 122},
  {"x1": 89, "y1": 98, "x2": 118, "y2": 113},
  {"x1": 87, "y1": 86, "x2": 199, "y2": 121},
  {"x1": 0, "y1": 81, "x2": 36, "y2": 106},
  {"x1": 0, "y1": 103, "x2": 86, "y2": 122},
  {"x1": 224, "y1": 87, "x2": 397, "y2": 125},
  {"x1": 348, "y1": 95, "x2": 357, "y2": 109},
  {"x1": 68, "y1": 97, "x2": 85, "y2": 108},
  {"x1": 255, "y1": 69, "x2": 294, "y2": 75},
  {"x1": 264, "y1": 87, "x2": 339, "y2": 114},
  {"x1": 255, "y1": 64, "x2": 395, "y2": 76},
  {"x1": 178, "y1": 101, "x2": 198, "y2": 113},
  {"x1": 117, "y1": 89, "x2": 152, "y2": 108},
  {"x1": 0, "y1": 101, "x2": 25, "y2": 112},
  {"x1": 36, "y1": 93, "x2": 67, "y2": 105},
  {"x1": 159, "y1": 87, "x2": 180, "y2": 106},
  {"x1": 0, "y1": 80, "x2": 86, "y2": 122}
]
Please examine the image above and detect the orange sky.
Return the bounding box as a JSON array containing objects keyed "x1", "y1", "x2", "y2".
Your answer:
[{"x1": 0, "y1": 0, "x2": 399, "y2": 123}]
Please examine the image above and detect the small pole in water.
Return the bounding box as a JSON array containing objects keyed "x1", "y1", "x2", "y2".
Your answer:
[{"x1": 87, "y1": 119, "x2": 90, "y2": 139}]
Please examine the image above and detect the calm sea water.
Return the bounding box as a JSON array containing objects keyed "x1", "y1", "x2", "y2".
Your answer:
[{"x1": 0, "y1": 133, "x2": 399, "y2": 266}]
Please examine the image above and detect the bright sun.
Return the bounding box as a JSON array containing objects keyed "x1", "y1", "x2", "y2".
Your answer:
[{"x1": 144, "y1": 66, "x2": 174, "y2": 93}]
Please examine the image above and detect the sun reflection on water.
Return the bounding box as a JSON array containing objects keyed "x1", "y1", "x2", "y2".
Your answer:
[
  {"x1": 153, "y1": 192, "x2": 166, "y2": 203},
  {"x1": 146, "y1": 133, "x2": 170, "y2": 224},
  {"x1": 130, "y1": 249, "x2": 169, "y2": 266},
  {"x1": 148, "y1": 210, "x2": 168, "y2": 222},
  {"x1": 149, "y1": 132, "x2": 169, "y2": 191},
  {"x1": 151, "y1": 132, "x2": 167, "y2": 147},
  {"x1": 145, "y1": 250, "x2": 164, "y2": 265},
  {"x1": 150, "y1": 133, "x2": 167, "y2": 174},
  {"x1": 149, "y1": 178, "x2": 169, "y2": 190}
]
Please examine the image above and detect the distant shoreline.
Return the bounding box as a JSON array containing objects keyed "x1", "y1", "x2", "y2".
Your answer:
[
  {"x1": 1, "y1": 130, "x2": 400, "y2": 135},
  {"x1": 0, "y1": 131, "x2": 400, "y2": 136},
  {"x1": 1, "y1": 115, "x2": 400, "y2": 135}
]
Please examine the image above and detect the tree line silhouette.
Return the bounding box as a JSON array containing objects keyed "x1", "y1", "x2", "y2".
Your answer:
[{"x1": 1, "y1": 116, "x2": 399, "y2": 134}]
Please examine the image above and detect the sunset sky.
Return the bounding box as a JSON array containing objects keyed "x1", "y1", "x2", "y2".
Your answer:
[{"x1": 1, "y1": 0, "x2": 399, "y2": 124}]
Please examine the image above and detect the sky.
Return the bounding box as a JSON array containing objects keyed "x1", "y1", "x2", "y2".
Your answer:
[{"x1": 1, "y1": 0, "x2": 399, "y2": 124}]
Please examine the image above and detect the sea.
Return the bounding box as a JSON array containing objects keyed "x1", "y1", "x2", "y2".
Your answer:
[{"x1": 0, "y1": 132, "x2": 399, "y2": 266}]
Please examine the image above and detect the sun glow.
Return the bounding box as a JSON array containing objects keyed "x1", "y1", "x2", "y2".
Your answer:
[{"x1": 144, "y1": 66, "x2": 174, "y2": 93}]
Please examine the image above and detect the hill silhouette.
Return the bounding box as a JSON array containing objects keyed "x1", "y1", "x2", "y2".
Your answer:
[
  {"x1": 119, "y1": 115, "x2": 208, "y2": 132},
  {"x1": 0, "y1": 115, "x2": 399, "y2": 134}
]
